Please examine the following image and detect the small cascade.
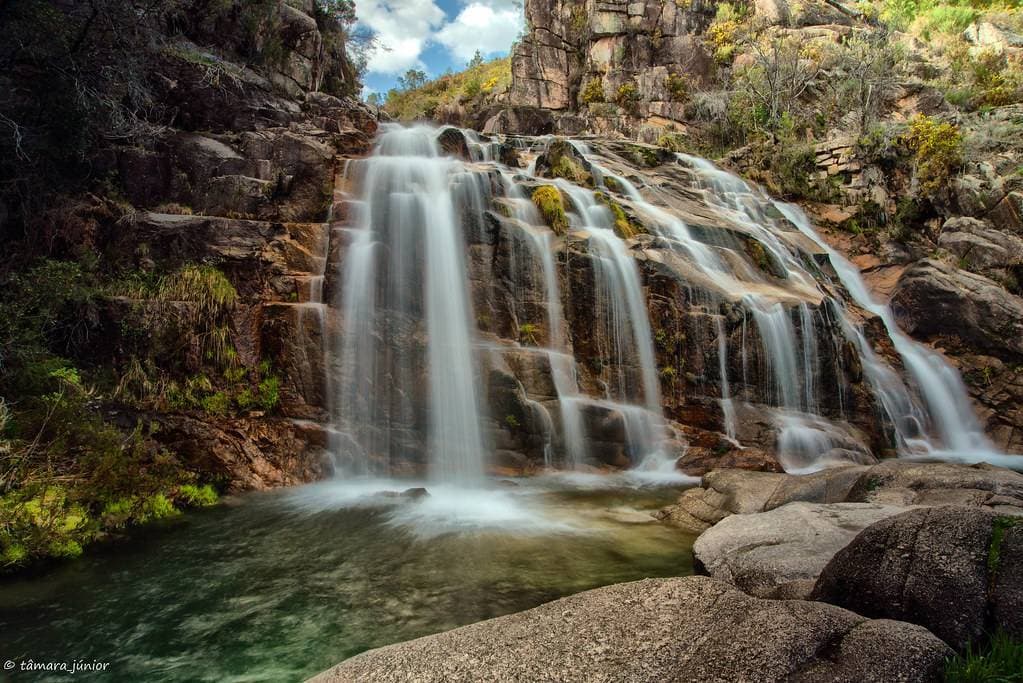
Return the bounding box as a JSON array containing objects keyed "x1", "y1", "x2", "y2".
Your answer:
[
  {"x1": 554, "y1": 182, "x2": 667, "y2": 460},
  {"x1": 714, "y1": 316, "x2": 737, "y2": 440}
]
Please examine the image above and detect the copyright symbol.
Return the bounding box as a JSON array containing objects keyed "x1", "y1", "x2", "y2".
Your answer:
[{"x1": 3, "y1": 660, "x2": 13, "y2": 670}]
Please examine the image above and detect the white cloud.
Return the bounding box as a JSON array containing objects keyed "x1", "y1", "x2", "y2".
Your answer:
[
  {"x1": 435, "y1": 3, "x2": 524, "y2": 63},
  {"x1": 359, "y1": 0, "x2": 446, "y2": 75}
]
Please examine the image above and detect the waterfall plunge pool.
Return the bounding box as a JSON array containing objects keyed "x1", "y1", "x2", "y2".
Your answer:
[{"x1": 0, "y1": 476, "x2": 696, "y2": 682}]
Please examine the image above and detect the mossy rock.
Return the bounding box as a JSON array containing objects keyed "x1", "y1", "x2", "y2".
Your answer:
[
  {"x1": 538, "y1": 139, "x2": 593, "y2": 186},
  {"x1": 744, "y1": 239, "x2": 787, "y2": 279},
  {"x1": 595, "y1": 192, "x2": 644, "y2": 239},
  {"x1": 624, "y1": 143, "x2": 673, "y2": 168},
  {"x1": 532, "y1": 186, "x2": 569, "y2": 235}
]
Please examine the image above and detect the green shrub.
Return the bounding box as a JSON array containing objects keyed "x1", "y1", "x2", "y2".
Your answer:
[
  {"x1": 657, "y1": 133, "x2": 688, "y2": 153},
  {"x1": 708, "y1": 2, "x2": 747, "y2": 64},
  {"x1": 666, "y1": 73, "x2": 689, "y2": 102},
  {"x1": 200, "y1": 391, "x2": 231, "y2": 416},
  {"x1": 912, "y1": 4, "x2": 977, "y2": 36},
  {"x1": 906, "y1": 114, "x2": 963, "y2": 195},
  {"x1": 177, "y1": 484, "x2": 218, "y2": 508},
  {"x1": 258, "y1": 375, "x2": 281, "y2": 411},
  {"x1": 615, "y1": 82, "x2": 641, "y2": 112},
  {"x1": 531, "y1": 186, "x2": 569, "y2": 235},
  {"x1": 581, "y1": 78, "x2": 606, "y2": 104}
]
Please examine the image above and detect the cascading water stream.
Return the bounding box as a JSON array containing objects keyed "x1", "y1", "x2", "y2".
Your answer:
[
  {"x1": 326, "y1": 124, "x2": 1015, "y2": 482},
  {"x1": 332, "y1": 125, "x2": 487, "y2": 485},
  {"x1": 774, "y1": 202, "x2": 1000, "y2": 459},
  {"x1": 574, "y1": 140, "x2": 1013, "y2": 467}
]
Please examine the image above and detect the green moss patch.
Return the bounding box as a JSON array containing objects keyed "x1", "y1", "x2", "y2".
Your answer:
[{"x1": 532, "y1": 186, "x2": 569, "y2": 235}]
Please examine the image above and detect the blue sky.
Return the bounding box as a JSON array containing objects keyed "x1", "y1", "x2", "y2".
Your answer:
[{"x1": 358, "y1": 0, "x2": 525, "y2": 96}]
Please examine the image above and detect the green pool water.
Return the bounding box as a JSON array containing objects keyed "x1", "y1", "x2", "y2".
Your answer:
[{"x1": 0, "y1": 474, "x2": 695, "y2": 682}]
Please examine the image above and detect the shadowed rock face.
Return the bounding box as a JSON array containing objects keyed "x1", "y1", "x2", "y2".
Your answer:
[
  {"x1": 812, "y1": 505, "x2": 1023, "y2": 649},
  {"x1": 309, "y1": 576, "x2": 951, "y2": 683}
]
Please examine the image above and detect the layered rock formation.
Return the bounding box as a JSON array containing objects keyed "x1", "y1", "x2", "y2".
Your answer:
[{"x1": 509, "y1": 0, "x2": 717, "y2": 117}]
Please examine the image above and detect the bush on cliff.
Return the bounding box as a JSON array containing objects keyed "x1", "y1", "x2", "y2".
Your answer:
[
  {"x1": 0, "y1": 257, "x2": 240, "y2": 572},
  {"x1": 906, "y1": 114, "x2": 964, "y2": 196}
]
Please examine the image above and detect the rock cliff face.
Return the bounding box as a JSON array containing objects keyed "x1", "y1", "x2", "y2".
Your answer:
[
  {"x1": 510, "y1": 0, "x2": 716, "y2": 116},
  {"x1": 1, "y1": 0, "x2": 378, "y2": 492}
]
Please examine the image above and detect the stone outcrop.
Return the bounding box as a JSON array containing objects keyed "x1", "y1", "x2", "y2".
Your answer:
[
  {"x1": 891, "y1": 258, "x2": 1023, "y2": 361},
  {"x1": 310, "y1": 576, "x2": 951, "y2": 683},
  {"x1": 812, "y1": 506, "x2": 1023, "y2": 648},
  {"x1": 693, "y1": 501, "x2": 913, "y2": 599},
  {"x1": 55, "y1": 0, "x2": 380, "y2": 491}
]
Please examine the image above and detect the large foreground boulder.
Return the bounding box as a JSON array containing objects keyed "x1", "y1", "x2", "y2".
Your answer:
[
  {"x1": 812, "y1": 506, "x2": 1023, "y2": 649},
  {"x1": 310, "y1": 576, "x2": 951, "y2": 682},
  {"x1": 694, "y1": 502, "x2": 913, "y2": 599}
]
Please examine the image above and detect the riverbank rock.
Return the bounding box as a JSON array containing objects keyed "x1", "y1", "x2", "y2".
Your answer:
[
  {"x1": 658, "y1": 460, "x2": 1023, "y2": 534},
  {"x1": 309, "y1": 576, "x2": 950, "y2": 683},
  {"x1": 812, "y1": 506, "x2": 1023, "y2": 649},
  {"x1": 693, "y1": 502, "x2": 913, "y2": 599}
]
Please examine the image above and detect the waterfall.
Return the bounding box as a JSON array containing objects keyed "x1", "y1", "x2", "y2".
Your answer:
[
  {"x1": 714, "y1": 316, "x2": 737, "y2": 440},
  {"x1": 332, "y1": 125, "x2": 487, "y2": 484},
  {"x1": 323, "y1": 124, "x2": 1013, "y2": 481}
]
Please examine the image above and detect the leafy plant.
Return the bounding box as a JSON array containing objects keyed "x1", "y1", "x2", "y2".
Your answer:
[
  {"x1": 518, "y1": 323, "x2": 540, "y2": 345},
  {"x1": 581, "y1": 77, "x2": 606, "y2": 105}
]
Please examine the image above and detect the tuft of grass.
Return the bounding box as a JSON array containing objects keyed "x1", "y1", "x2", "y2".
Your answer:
[
  {"x1": 518, "y1": 323, "x2": 540, "y2": 345},
  {"x1": 158, "y1": 265, "x2": 237, "y2": 319},
  {"x1": 944, "y1": 631, "x2": 1023, "y2": 683},
  {"x1": 153, "y1": 202, "x2": 193, "y2": 215},
  {"x1": 988, "y1": 515, "x2": 1020, "y2": 575},
  {"x1": 532, "y1": 186, "x2": 569, "y2": 235}
]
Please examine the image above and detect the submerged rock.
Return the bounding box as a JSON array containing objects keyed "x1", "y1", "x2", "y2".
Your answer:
[{"x1": 309, "y1": 576, "x2": 950, "y2": 682}]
